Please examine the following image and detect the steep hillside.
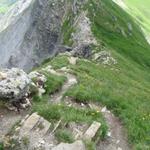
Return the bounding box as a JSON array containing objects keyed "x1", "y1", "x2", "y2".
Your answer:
[
  {"x1": 0, "y1": 0, "x2": 150, "y2": 150},
  {"x1": 114, "y1": 0, "x2": 150, "y2": 44},
  {"x1": 58, "y1": 0, "x2": 150, "y2": 149},
  {"x1": 0, "y1": 0, "x2": 86, "y2": 70}
]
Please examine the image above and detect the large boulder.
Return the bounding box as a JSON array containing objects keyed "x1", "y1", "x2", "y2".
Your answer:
[{"x1": 0, "y1": 68, "x2": 30, "y2": 101}]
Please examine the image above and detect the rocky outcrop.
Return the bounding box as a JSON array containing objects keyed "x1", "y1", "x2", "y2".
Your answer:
[
  {"x1": 72, "y1": 11, "x2": 97, "y2": 58},
  {"x1": 0, "y1": 0, "x2": 85, "y2": 71},
  {"x1": 0, "y1": 68, "x2": 30, "y2": 102}
]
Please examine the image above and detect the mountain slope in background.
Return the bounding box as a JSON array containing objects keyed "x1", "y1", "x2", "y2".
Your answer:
[
  {"x1": 0, "y1": 0, "x2": 150, "y2": 150},
  {"x1": 114, "y1": 0, "x2": 150, "y2": 44}
]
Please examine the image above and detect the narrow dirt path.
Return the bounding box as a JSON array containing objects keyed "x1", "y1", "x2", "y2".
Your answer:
[
  {"x1": 49, "y1": 73, "x2": 77, "y2": 104},
  {"x1": 48, "y1": 67, "x2": 130, "y2": 150},
  {"x1": 96, "y1": 106, "x2": 130, "y2": 150},
  {"x1": 49, "y1": 68, "x2": 130, "y2": 150}
]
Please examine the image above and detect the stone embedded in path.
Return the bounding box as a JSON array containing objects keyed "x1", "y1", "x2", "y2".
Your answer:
[
  {"x1": 19, "y1": 113, "x2": 41, "y2": 137},
  {"x1": 52, "y1": 140, "x2": 86, "y2": 150},
  {"x1": 15, "y1": 113, "x2": 51, "y2": 149},
  {"x1": 0, "y1": 68, "x2": 30, "y2": 101},
  {"x1": 83, "y1": 121, "x2": 101, "y2": 140}
]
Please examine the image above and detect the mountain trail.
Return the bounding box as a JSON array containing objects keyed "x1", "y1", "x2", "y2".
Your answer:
[
  {"x1": 48, "y1": 67, "x2": 130, "y2": 150},
  {"x1": 96, "y1": 106, "x2": 130, "y2": 150},
  {"x1": 49, "y1": 72, "x2": 77, "y2": 104}
]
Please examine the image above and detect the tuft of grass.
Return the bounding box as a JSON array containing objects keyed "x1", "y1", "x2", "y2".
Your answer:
[
  {"x1": 55, "y1": 129, "x2": 74, "y2": 143},
  {"x1": 0, "y1": 143, "x2": 3, "y2": 150},
  {"x1": 41, "y1": 71, "x2": 66, "y2": 94},
  {"x1": 49, "y1": 55, "x2": 70, "y2": 69},
  {"x1": 84, "y1": 140, "x2": 96, "y2": 150},
  {"x1": 22, "y1": 136, "x2": 29, "y2": 146}
]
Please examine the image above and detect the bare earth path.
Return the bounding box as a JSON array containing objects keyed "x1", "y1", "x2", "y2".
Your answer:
[
  {"x1": 97, "y1": 106, "x2": 130, "y2": 150},
  {"x1": 49, "y1": 72, "x2": 77, "y2": 104},
  {"x1": 0, "y1": 108, "x2": 28, "y2": 142},
  {"x1": 48, "y1": 68, "x2": 130, "y2": 150}
]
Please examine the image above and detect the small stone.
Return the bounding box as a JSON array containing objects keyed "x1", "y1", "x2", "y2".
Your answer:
[
  {"x1": 116, "y1": 140, "x2": 120, "y2": 144},
  {"x1": 68, "y1": 57, "x2": 78, "y2": 65},
  {"x1": 81, "y1": 103, "x2": 84, "y2": 107},
  {"x1": 38, "y1": 88, "x2": 46, "y2": 97},
  {"x1": 118, "y1": 147, "x2": 122, "y2": 150},
  {"x1": 107, "y1": 131, "x2": 111, "y2": 137},
  {"x1": 101, "y1": 106, "x2": 107, "y2": 112},
  {"x1": 0, "y1": 72, "x2": 7, "y2": 80}
]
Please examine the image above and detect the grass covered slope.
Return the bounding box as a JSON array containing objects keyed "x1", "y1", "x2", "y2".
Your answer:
[
  {"x1": 88, "y1": 0, "x2": 150, "y2": 69},
  {"x1": 59, "y1": 0, "x2": 150, "y2": 149},
  {"x1": 125, "y1": 0, "x2": 150, "y2": 42}
]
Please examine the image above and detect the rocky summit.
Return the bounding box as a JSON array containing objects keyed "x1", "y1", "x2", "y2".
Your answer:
[{"x1": 0, "y1": 0, "x2": 150, "y2": 150}]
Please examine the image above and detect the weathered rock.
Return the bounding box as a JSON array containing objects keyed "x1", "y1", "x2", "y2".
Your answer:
[
  {"x1": 68, "y1": 57, "x2": 78, "y2": 65},
  {"x1": 83, "y1": 121, "x2": 101, "y2": 140},
  {"x1": 93, "y1": 51, "x2": 117, "y2": 65},
  {"x1": 0, "y1": 0, "x2": 87, "y2": 71},
  {"x1": 72, "y1": 44, "x2": 92, "y2": 58},
  {"x1": 52, "y1": 140, "x2": 86, "y2": 150},
  {"x1": 0, "y1": 68, "x2": 30, "y2": 101},
  {"x1": 73, "y1": 11, "x2": 97, "y2": 46},
  {"x1": 28, "y1": 71, "x2": 47, "y2": 84}
]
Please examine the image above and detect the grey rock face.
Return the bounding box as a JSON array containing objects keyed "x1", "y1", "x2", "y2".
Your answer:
[
  {"x1": 0, "y1": 68, "x2": 30, "y2": 101},
  {"x1": 0, "y1": 0, "x2": 70, "y2": 71},
  {"x1": 0, "y1": 0, "x2": 89, "y2": 71}
]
